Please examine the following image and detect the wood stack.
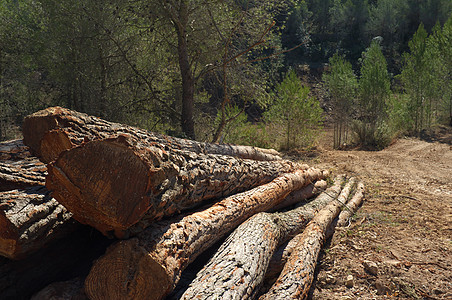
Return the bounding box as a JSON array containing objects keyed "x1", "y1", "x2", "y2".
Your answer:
[{"x1": 0, "y1": 107, "x2": 365, "y2": 299}]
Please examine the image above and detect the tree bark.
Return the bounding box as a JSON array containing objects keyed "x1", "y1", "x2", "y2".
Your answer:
[
  {"x1": 84, "y1": 168, "x2": 326, "y2": 300},
  {"x1": 0, "y1": 186, "x2": 75, "y2": 259},
  {"x1": 0, "y1": 139, "x2": 32, "y2": 161},
  {"x1": 179, "y1": 176, "x2": 345, "y2": 300},
  {"x1": 46, "y1": 135, "x2": 307, "y2": 236},
  {"x1": 259, "y1": 178, "x2": 356, "y2": 300},
  {"x1": 270, "y1": 179, "x2": 327, "y2": 212},
  {"x1": 0, "y1": 226, "x2": 112, "y2": 300},
  {"x1": 22, "y1": 107, "x2": 281, "y2": 163},
  {"x1": 0, "y1": 158, "x2": 46, "y2": 192}
]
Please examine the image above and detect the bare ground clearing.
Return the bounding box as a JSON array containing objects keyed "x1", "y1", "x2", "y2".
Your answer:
[{"x1": 298, "y1": 127, "x2": 452, "y2": 299}]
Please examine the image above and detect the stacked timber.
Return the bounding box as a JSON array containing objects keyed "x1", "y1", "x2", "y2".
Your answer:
[{"x1": 0, "y1": 108, "x2": 366, "y2": 300}]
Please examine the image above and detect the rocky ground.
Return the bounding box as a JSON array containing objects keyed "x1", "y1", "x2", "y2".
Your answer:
[{"x1": 302, "y1": 126, "x2": 452, "y2": 299}]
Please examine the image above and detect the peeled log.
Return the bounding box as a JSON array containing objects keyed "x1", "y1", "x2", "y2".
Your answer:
[
  {"x1": 22, "y1": 106, "x2": 281, "y2": 163},
  {"x1": 84, "y1": 168, "x2": 326, "y2": 300},
  {"x1": 180, "y1": 176, "x2": 344, "y2": 300},
  {"x1": 0, "y1": 186, "x2": 75, "y2": 259},
  {"x1": 0, "y1": 158, "x2": 46, "y2": 192},
  {"x1": 46, "y1": 135, "x2": 306, "y2": 236},
  {"x1": 259, "y1": 178, "x2": 356, "y2": 300}
]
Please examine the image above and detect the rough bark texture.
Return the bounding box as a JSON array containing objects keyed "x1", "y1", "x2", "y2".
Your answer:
[
  {"x1": 259, "y1": 178, "x2": 356, "y2": 300},
  {"x1": 22, "y1": 106, "x2": 281, "y2": 163},
  {"x1": 270, "y1": 179, "x2": 327, "y2": 212},
  {"x1": 0, "y1": 158, "x2": 46, "y2": 192},
  {"x1": 0, "y1": 186, "x2": 75, "y2": 259},
  {"x1": 46, "y1": 135, "x2": 306, "y2": 236},
  {"x1": 0, "y1": 226, "x2": 112, "y2": 300},
  {"x1": 180, "y1": 176, "x2": 344, "y2": 300},
  {"x1": 84, "y1": 168, "x2": 326, "y2": 300},
  {"x1": 31, "y1": 277, "x2": 88, "y2": 300},
  {"x1": 0, "y1": 140, "x2": 32, "y2": 161},
  {"x1": 264, "y1": 180, "x2": 365, "y2": 290}
]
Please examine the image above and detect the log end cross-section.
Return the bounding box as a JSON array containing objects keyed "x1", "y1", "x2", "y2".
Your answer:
[
  {"x1": 85, "y1": 238, "x2": 171, "y2": 300},
  {"x1": 46, "y1": 136, "x2": 155, "y2": 235}
]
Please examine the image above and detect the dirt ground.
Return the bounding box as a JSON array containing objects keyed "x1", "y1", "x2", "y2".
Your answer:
[{"x1": 300, "y1": 127, "x2": 452, "y2": 299}]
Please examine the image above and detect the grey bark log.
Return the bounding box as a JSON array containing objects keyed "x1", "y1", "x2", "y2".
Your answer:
[
  {"x1": 22, "y1": 107, "x2": 281, "y2": 163},
  {"x1": 0, "y1": 186, "x2": 75, "y2": 259},
  {"x1": 46, "y1": 135, "x2": 308, "y2": 236},
  {"x1": 259, "y1": 178, "x2": 356, "y2": 300},
  {"x1": 179, "y1": 176, "x2": 344, "y2": 300},
  {"x1": 0, "y1": 158, "x2": 46, "y2": 191},
  {"x1": 84, "y1": 168, "x2": 326, "y2": 300},
  {"x1": 0, "y1": 140, "x2": 32, "y2": 161},
  {"x1": 264, "y1": 180, "x2": 365, "y2": 290}
]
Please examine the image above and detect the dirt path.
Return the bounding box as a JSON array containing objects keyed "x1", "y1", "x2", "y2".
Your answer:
[{"x1": 304, "y1": 132, "x2": 452, "y2": 299}]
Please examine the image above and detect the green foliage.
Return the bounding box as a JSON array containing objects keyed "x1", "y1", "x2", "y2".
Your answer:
[
  {"x1": 323, "y1": 53, "x2": 357, "y2": 148},
  {"x1": 354, "y1": 40, "x2": 391, "y2": 148},
  {"x1": 210, "y1": 104, "x2": 270, "y2": 148},
  {"x1": 265, "y1": 70, "x2": 323, "y2": 150}
]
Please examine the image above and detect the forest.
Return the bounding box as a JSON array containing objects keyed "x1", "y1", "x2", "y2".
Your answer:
[{"x1": 1, "y1": 0, "x2": 451, "y2": 150}]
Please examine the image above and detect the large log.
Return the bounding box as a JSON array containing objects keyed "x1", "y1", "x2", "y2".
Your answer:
[
  {"x1": 46, "y1": 135, "x2": 308, "y2": 236},
  {"x1": 0, "y1": 186, "x2": 75, "y2": 259},
  {"x1": 84, "y1": 168, "x2": 326, "y2": 300},
  {"x1": 179, "y1": 176, "x2": 345, "y2": 300},
  {"x1": 0, "y1": 226, "x2": 112, "y2": 300},
  {"x1": 0, "y1": 158, "x2": 46, "y2": 192},
  {"x1": 259, "y1": 178, "x2": 357, "y2": 300},
  {"x1": 22, "y1": 106, "x2": 282, "y2": 163}
]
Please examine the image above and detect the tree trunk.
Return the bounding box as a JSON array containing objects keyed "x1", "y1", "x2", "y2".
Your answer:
[
  {"x1": 84, "y1": 168, "x2": 326, "y2": 300},
  {"x1": 0, "y1": 158, "x2": 46, "y2": 192},
  {"x1": 0, "y1": 186, "x2": 75, "y2": 259},
  {"x1": 46, "y1": 135, "x2": 307, "y2": 236},
  {"x1": 179, "y1": 176, "x2": 345, "y2": 300},
  {"x1": 22, "y1": 107, "x2": 281, "y2": 163},
  {"x1": 0, "y1": 226, "x2": 112, "y2": 300},
  {"x1": 264, "y1": 180, "x2": 365, "y2": 290},
  {"x1": 259, "y1": 178, "x2": 356, "y2": 300}
]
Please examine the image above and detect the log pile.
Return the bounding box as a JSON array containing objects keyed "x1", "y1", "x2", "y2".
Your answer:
[{"x1": 0, "y1": 107, "x2": 366, "y2": 299}]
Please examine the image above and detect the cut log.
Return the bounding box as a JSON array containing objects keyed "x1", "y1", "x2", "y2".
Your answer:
[
  {"x1": 84, "y1": 168, "x2": 326, "y2": 300},
  {"x1": 270, "y1": 179, "x2": 327, "y2": 212},
  {"x1": 46, "y1": 135, "x2": 309, "y2": 236},
  {"x1": 0, "y1": 186, "x2": 75, "y2": 259},
  {"x1": 0, "y1": 226, "x2": 112, "y2": 300},
  {"x1": 0, "y1": 158, "x2": 46, "y2": 192},
  {"x1": 264, "y1": 180, "x2": 365, "y2": 290},
  {"x1": 0, "y1": 139, "x2": 32, "y2": 161},
  {"x1": 259, "y1": 178, "x2": 356, "y2": 300},
  {"x1": 31, "y1": 277, "x2": 87, "y2": 300},
  {"x1": 22, "y1": 106, "x2": 282, "y2": 163},
  {"x1": 179, "y1": 176, "x2": 345, "y2": 300}
]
